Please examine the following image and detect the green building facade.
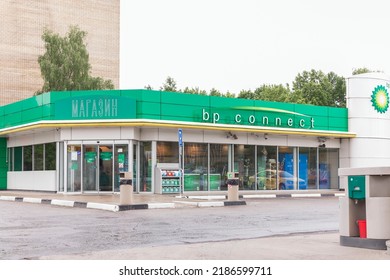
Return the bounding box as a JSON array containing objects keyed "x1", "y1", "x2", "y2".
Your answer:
[{"x1": 0, "y1": 89, "x2": 354, "y2": 193}]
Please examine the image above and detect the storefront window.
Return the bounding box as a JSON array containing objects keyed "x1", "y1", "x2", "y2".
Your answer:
[
  {"x1": 13, "y1": 147, "x2": 22, "y2": 171},
  {"x1": 8, "y1": 143, "x2": 56, "y2": 172},
  {"x1": 184, "y1": 143, "x2": 208, "y2": 191},
  {"x1": 23, "y1": 146, "x2": 32, "y2": 171},
  {"x1": 319, "y1": 148, "x2": 339, "y2": 189},
  {"x1": 256, "y1": 146, "x2": 278, "y2": 190},
  {"x1": 234, "y1": 145, "x2": 255, "y2": 190},
  {"x1": 140, "y1": 142, "x2": 152, "y2": 192},
  {"x1": 34, "y1": 144, "x2": 44, "y2": 171},
  {"x1": 299, "y1": 147, "x2": 317, "y2": 189},
  {"x1": 8, "y1": 148, "x2": 13, "y2": 171},
  {"x1": 157, "y1": 142, "x2": 179, "y2": 163},
  {"x1": 209, "y1": 144, "x2": 229, "y2": 191},
  {"x1": 278, "y1": 147, "x2": 298, "y2": 190},
  {"x1": 45, "y1": 143, "x2": 56, "y2": 170}
]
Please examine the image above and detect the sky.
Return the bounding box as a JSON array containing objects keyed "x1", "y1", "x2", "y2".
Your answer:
[{"x1": 120, "y1": 0, "x2": 390, "y2": 94}]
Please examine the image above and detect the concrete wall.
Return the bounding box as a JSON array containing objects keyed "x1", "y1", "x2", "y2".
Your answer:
[{"x1": 0, "y1": 0, "x2": 119, "y2": 105}]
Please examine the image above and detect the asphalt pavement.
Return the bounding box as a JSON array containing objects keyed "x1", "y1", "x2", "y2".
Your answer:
[
  {"x1": 1, "y1": 190, "x2": 389, "y2": 260},
  {"x1": 38, "y1": 231, "x2": 390, "y2": 260}
]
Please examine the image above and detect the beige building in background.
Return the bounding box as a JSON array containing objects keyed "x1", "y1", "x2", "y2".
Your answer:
[{"x1": 0, "y1": 0, "x2": 120, "y2": 105}]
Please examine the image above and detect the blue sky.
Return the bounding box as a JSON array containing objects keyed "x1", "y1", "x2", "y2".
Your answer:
[{"x1": 120, "y1": 0, "x2": 390, "y2": 93}]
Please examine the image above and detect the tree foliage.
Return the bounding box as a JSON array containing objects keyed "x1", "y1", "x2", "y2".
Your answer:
[
  {"x1": 152, "y1": 69, "x2": 348, "y2": 107},
  {"x1": 36, "y1": 25, "x2": 114, "y2": 94},
  {"x1": 291, "y1": 70, "x2": 345, "y2": 107},
  {"x1": 352, "y1": 67, "x2": 383, "y2": 76},
  {"x1": 182, "y1": 86, "x2": 207, "y2": 95},
  {"x1": 160, "y1": 76, "x2": 178, "y2": 92},
  {"x1": 238, "y1": 84, "x2": 291, "y2": 103},
  {"x1": 352, "y1": 67, "x2": 372, "y2": 75}
]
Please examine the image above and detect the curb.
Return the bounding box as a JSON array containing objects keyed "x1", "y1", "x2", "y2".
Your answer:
[
  {"x1": 0, "y1": 195, "x2": 247, "y2": 211},
  {"x1": 0, "y1": 196, "x2": 121, "y2": 212},
  {"x1": 181, "y1": 193, "x2": 345, "y2": 200},
  {"x1": 0, "y1": 192, "x2": 341, "y2": 212}
]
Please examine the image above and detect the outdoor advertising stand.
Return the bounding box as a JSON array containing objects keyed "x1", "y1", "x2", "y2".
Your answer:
[{"x1": 339, "y1": 167, "x2": 390, "y2": 250}]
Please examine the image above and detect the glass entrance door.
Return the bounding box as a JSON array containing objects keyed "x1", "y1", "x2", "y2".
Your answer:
[
  {"x1": 83, "y1": 145, "x2": 98, "y2": 191},
  {"x1": 82, "y1": 144, "x2": 114, "y2": 192},
  {"x1": 67, "y1": 145, "x2": 81, "y2": 192},
  {"x1": 99, "y1": 145, "x2": 113, "y2": 192},
  {"x1": 66, "y1": 142, "x2": 128, "y2": 193},
  {"x1": 114, "y1": 145, "x2": 129, "y2": 192}
]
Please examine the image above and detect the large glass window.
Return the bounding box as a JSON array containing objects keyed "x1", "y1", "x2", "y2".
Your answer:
[
  {"x1": 9, "y1": 143, "x2": 56, "y2": 171},
  {"x1": 45, "y1": 143, "x2": 56, "y2": 170},
  {"x1": 278, "y1": 147, "x2": 299, "y2": 190},
  {"x1": 157, "y1": 142, "x2": 179, "y2": 163},
  {"x1": 319, "y1": 148, "x2": 339, "y2": 189},
  {"x1": 140, "y1": 142, "x2": 152, "y2": 192},
  {"x1": 184, "y1": 143, "x2": 208, "y2": 191},
  {"x1": 13, "y1": 147, "x2": 22, "y2": 171},
  {"x1": 299, "y1": 147, "x2": 317, "y2": 190},
  {"x1": 34, "y1": 144, "x2": 44, "y2": 171},
  {"x1": 23, "y1": 146, "x2": 32, "y2": 171},
  {"x1": 234, "y1": 145, "x2": 255, "y2": 190},
  {"x1": 209, "y1": 144, "x2": 229, "y2": 191},
  {"x1": 8, "y1": 148, "x2": 13, "y2": 171},
  {"x1": 256, "y1": 146, "x2": 278, "y2": 190}
]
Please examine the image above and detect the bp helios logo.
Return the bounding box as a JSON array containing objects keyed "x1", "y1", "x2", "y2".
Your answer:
[{"x1": 371, "y1": 85, "x2": 389, "y2": 114}]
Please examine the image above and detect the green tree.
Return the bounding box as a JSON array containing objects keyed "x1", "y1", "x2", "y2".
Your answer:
[
  {"x1": 291, "y1": 69, "x2": 345, "y2": 107},
  {"x1": 182, "y1": 86, "x2": 207, "y2": 95},
  {"x1": 238, "y1": 89, "x2": 256, "y2": 99},
  {"x1": 224, "y1": 91, "x2": 236, "y2": 98},
  {"x1": 327, "y1": 71, "x2": 346, "y2": 107},
  {"x1": 352, "y1": 67, "x2": 372, "y2": 75},
  {"x1": 209, "y1": 88, "x2": 222, "y2": 96},
  {"x1": 352, "y1": 67, "x2": 384, "y2": 76},
  {"x1": 36, "y1": 26, "x2": 113, "y2": 94},
  {"x1": 160, "y1": 76, "x2": 178, "y2": 92},
  {"x1": 238, "y1": 85, "x2": 291, "y2": 102}
]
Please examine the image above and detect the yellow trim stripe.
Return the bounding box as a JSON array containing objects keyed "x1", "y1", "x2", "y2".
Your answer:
[{"x1": 0, "y1": 119, "x2": 356, "y2": 138}]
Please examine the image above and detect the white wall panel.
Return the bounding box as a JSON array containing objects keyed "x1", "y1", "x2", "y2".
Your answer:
[
  {"x1": 8, "y1": 171, "x2": 56, "y2": 191},
  {"x1": 60, "y1": 128, "x2": 72, "y2": 140},
  {"x1": 7, "y1": 134, "x2": 34, "y2": 147},
  {"x1": 349, "y1": 138, "x2": 390, "y2": 158},
  {"x1": 71, "y1": 127, "x2": 121, "y2": 140},
  {"x1": 120, "y1": 127, "x2": 136, "y2": 140},
  {"x1": 140, "y1": 128, "x2": 158, "y2": 140},
  {"x1": 33, "y1": 130, "x2": 58, "y2": 144}
]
